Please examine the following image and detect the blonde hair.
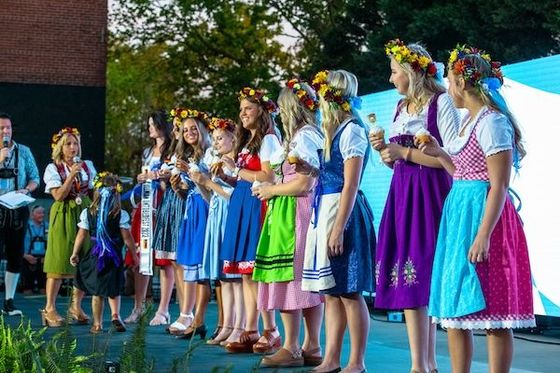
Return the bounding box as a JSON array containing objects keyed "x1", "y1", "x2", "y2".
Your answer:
[
  {"x1": 453, "y1": 55, "x2": 526, "y2": 161},
  {"x1": 278, "y1": 83, "x2": 318, "y2": 150},
  {"x1": 320, "y1": 70, "x2": 357, "y2": 161},
  {"x1": 396, "y1": 43, "x2": 445, "y2": 111},
  {"x1": 175, "y1": 118, "x2": 210, "y2": 162},
  {"x1": 51, "y1": 133, "x2": 82, "y2": 164}
]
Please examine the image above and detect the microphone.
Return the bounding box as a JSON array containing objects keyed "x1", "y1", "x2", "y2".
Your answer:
[
  {"x1": 2, "y1": 136, "x2": 9, "y2": 148},
  {"x1": 72, "y1": 156, "x2": 82, "y2": 183}
]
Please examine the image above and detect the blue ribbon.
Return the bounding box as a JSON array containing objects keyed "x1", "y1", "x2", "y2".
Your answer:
[{"x1": 91, "y1": 188, "x2": 122, "y2": 272}]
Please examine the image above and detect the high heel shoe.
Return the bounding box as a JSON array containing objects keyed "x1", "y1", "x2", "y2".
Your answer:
[
  {"x1": 68, "y1": 309, "x2": 90, "y2": 325},
  {"x1": 167, "y1": 312, "x2": 192, "y2": 334},
  {"x1": 252, "y1": 326, "x2": 281, "y2": 354},
  {"x1": 207, "y1": 326, "x2": 233, "y2": 345},
  {"x1": 149, "y1": 311, "x2": 171, "y2": 327},
  {"x1": 208, "y1": 325, "x2": 222, "y2": 340},
  {"x1": 177, "y1": 324, "x2": 207, "y2": 340},
  {"x1": 220, "y1": 327, "x2": 244, "y2": 346},
  {"x1": 124, "y1": 307, "x2": 145, "y2": 324},
  {"x1": 225, "y1": 330, "x2": 260, "y2": 353},
  {"x1": 39, "y1": 309, "x2": 64, "y2": 328}
]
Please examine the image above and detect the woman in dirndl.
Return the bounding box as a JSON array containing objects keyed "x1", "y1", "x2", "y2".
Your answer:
[
  {"x1": 41, "y1": 127, "x2": 96, "y2": 327},
  {"x1": 423, "y1": 46, "x2": 535, "y2": 373}
]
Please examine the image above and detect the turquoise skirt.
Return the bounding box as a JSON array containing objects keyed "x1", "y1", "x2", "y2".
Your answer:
[{"x1": 429, "y1": 180, "x2": 487, "y2": 318}]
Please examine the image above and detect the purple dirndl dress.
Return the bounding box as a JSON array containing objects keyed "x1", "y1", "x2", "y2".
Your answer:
[{"x1": 375, "y1": 93, "x2": 453, "y2": 309}]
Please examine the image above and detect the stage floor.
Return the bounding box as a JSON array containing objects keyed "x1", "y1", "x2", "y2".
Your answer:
[{"x1": 2, "y1": 292, "x2": 558, "y2": 372}]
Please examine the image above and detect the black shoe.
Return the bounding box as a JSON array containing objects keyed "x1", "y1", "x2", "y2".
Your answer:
[
  {"x1": 177, "y1": 324, "x2": 207, "y2": 340},
  {"x1": 3, "y1": 299, "x2": 23, "y2": 316}
]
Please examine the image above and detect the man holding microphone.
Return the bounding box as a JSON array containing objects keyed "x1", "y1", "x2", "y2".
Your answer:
[{"x1": 0, "y1": 112, "x2": 40, "y2": 316}]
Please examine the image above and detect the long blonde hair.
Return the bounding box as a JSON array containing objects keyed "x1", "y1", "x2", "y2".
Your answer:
[
  {"x1": 397, "y1": 43, "x2": 445, "y2": 111},
  {"x1": 175, "y1": 118, "x2": 210, "y2": 162},
  {"x1": 320, "y1": 70, "x2": 357, "y2": 161},
  {"x1": 278, "y1": 83, "x2": 318, "y2": 150},
  {"x1": 51, "y1": 133, "x2": 82, "y2": 164}
]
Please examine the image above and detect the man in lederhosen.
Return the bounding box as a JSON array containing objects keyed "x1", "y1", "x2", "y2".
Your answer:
[{"x1": 0, "y1": 112, "x2": 39, "y2": 316}]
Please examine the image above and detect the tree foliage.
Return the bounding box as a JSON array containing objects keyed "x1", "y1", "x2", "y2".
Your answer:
[{"x1": 107, "y1": 0, "x2": 559, "y2": 176}]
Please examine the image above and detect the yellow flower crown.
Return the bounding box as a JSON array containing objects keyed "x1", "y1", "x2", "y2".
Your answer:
[
  {"x1": 385, "y1": 39, "x2": 437, "y2": 76},
  {"x1": 209, "y1": 117, "x2": 236, "y2": 132},
  {"x1": 169, "y1": 107, "x2": 210, "y2": 127},
  {"x1": 51, "y1": 127, "x2": 80, "y2": 150},
  {"x1": 93, "y1": 171, "x2": 123, "y2": 193},
  {"x1": 238, "y1": 87, "x2": 279, "y2": 115},
  {"x1": 311, "y1": 70, "x2": 351, "y2": 112}
]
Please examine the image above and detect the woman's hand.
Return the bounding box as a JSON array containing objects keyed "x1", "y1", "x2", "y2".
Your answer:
[
  {"x1": 252, "y1": 184, "x2": 275, "y2": 201},
  {"x1": 220, "y1": 156, "x2": 236, "y2": 171},
  {"x1": 369, "y1": 133, "x2": 386, "y2": 151},
  {"x1": 69, "y1": 162, "x2": 82, "y2": 178},
  {"x1": 468, "y1": 233, "x2": 490, "y2": 264},
  {"x1": 327, "y1": 228, "x2": 344, "y2": 257},
  {"x1": 417, "y1": 136, "x2": 444, "y2": 158},
  {"x1": 70, "y1": 253, "x2": 80, "y2": 267},
  {"x1": 380, "y1": 143, "x2": 404, "y2": 163},
  {"x1": 176, "y1": 159, "x2": 189, "y2": 173},
  {"x1": 189, "y1": 170, "x2": 209, "y2": 186},
  {"x1": 170, "y1": 174, "x2": 182, "y2": 192}
]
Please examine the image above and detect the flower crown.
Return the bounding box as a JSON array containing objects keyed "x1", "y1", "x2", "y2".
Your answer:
[
  {"x1": 169, "y1": 107, "x2": 210, "y2": 127},
  {"x1": 311, "y1": 70, "x2": 352, "y2": 112},
  {"x1": 286, "y1": 78, "x2": 319, "y2": 111},
  {"x1": 209, "y1": 117, "x2": 236, "y2": 132},
  {"x1": 51, "y1": 127, "x2": 80, "y2": 150},
  {"x1": 385, "y1": 39, "x2": 437, "y2": 77},
  {"x1": 238, "y1": 87, "x2": 279, "y2": 115},
  {"x1": 448, "y1": 45, "x2": 504, "y2": 89},
  {"x1": 93, "y1": 171, "x2": 123, "y2": 193}
]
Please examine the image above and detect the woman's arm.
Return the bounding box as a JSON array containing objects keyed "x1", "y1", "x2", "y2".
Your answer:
[
  {"x1": 238, "y1": 160, "x2": 275, "y2": 183},
  {"x1": 380, "y1": 143, "x2": 443, "y2": 168},
  {"x1": 418, "y1": 138, "x2": 456, "y2": 175},
  {"x1": 69, "y1": 228, "x2": 88, "y2": 266},
  {"x1": 51, "y1": 163, "x2": 82, "y2": 201},
  {"x1": 328, "y1": 156, "x2": 363, "y2": 257},
  {"x1": 252, "y1": 173, "x2": 315, "y2": 200},
  {"x1": 467, "y1": 151, "x2": 511, "y2": 263}
]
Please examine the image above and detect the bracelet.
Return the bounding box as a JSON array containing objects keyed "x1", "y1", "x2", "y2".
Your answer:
[{"x1": 404, "y1": 147, "x2": 412, "y2": 162}]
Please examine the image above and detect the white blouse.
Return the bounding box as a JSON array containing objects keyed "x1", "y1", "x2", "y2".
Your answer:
[
  {"x1": 77, "y1": 208, "x2": 131, "y2": 230},
  {"x1": 289, "y1": 125, "x2": 324, "y2": 169},
  {"x1": 389, "y1": 93, "x2": 459, "y2": 147},
  {"x1": 446, "y1": 107, "x2": 514, "y2": 157},
  {"x1": 43, "y1": 160, "x2": 97, "y2": 193},
  {"x1": 259, "y1": 134, "x2": 283, "y2": 162},
  {"x1": 334, "y1": 118, "x2": 369, "y2": 161}
]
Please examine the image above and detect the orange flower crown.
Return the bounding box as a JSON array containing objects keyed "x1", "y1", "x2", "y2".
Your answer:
[
  {"x1": 311, "y1": 70, "x2": 352, "y2": 112},
  {"x1": 209, "y1": 117, "x2": 236, "y2": 132},
  {"x1": 286, "y1": 78, "x2": 319, "y2": 111},
  {"x1": 169, "y1": 107, "x2": 210, "y2": 127},
  {"x1": 238, "y1": 87, "x2": 279, "y2": 115},
  {"x1": 448, "y1": 45, "x2": 504, "y2": 89},
  {"x1": 51, "y1": 127, "x2": 80, "y2": 149},
  {"x1": 385, "y1": 39, "x2": 438, "y2": 77}
]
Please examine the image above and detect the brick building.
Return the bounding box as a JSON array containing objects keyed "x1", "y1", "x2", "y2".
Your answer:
[{"x1": 0, "y1": 0, "x2": 108, "y2": 183}]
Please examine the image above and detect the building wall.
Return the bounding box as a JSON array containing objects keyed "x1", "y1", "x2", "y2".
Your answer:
[{"x1": 0, "y1": 0, "x2": 108, "y2": 184}]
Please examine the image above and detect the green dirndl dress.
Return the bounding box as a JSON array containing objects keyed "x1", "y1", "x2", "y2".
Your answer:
[
  {"x1": 252, "y1": 195, "x2": 297, "y2": 283},
  {"x1": 44, "y1": 197, "x2": 92, "y2": 276}
]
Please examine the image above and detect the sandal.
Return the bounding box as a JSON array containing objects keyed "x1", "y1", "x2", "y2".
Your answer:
[
  {"x1": 90, "y1": 324, "x2": 103, "y2": 334},
  {"x1": 124, "y1": 307, "x2": 145, "y2": 324},
  {"x1": 209, "y1": 325, "x2": 222, "y2": 340},
  {"x1": 252, "y1": 326, "x2": 281, "y2": 354},
  {"x1": 302, "y1": 347, "x2": 323, "y2": 366},
  {"x1": 167, "y1": 312, "x2": 193, "y2": 334},
  {"x1": 220, "y1": 327, "x2": 244, "y2": 346},
  {"x1": 207, "y1": 326, "x2": 233, "y2": 345},
  {"x1": 111, "y1": 314, "x2": 126, "y2": 332},
  {"x1": 225, "y1": 330, "x2": 260, "y2": 353},
  {"x1": 68, "y1": 308, "x2": 90, "y2": 325},
  {"x1": 149, "y1": 311, "x2": 170, "y2": 326}
]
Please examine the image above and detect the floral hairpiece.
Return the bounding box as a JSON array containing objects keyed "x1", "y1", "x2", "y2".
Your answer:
[
  {"x1": 448, "y1": 45, "x2": 504, "y2": 89},
  {"x1": 93, "y1": 171, "x2": 123, "y2": 193},
  {"x1": 209, "y1": 117, "x2": 236, "y2": 132},
  {"x1": 238, "y1": 87, "x2": 279, "y2": 115},
  {"x1": 51, "y1": 127, "x2": 80, "y2": 149},
  {"x1": 286, "y1": 78, "x2": 319, "y2": 111},
  {"x1": 169, "y1": 107, "x2": 210, "y2": 127},
  {"x1": 311, "y1": 70, "x2": 352, "y2": 112},
  {"x1": 385, "y1": 39, "x2": 437, "y2": 77}
]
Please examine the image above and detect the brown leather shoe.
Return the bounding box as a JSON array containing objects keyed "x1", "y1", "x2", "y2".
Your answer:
[
  {"x1": 252, "y1": 326, "x2": 281, "y2": 354},
  {"x1": 260, "y1": 348, "x2": 304, "y2": 368},
  {"x1": 302, "y1": 347, "x2": 323, "y2": 366},
  {"x1": 225, "y1": 330, "x2": 260, "y2": 353}
]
